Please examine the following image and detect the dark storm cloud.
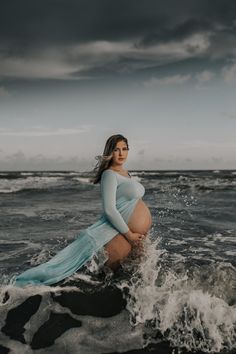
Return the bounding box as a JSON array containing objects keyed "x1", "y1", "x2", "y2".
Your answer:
[
  {"x1": 1, "y1": 0, "x2": 236, "y2": 48},
  {"x1": 1, "y1": 0, "x2": 236, "y2": 80},
  {"x1": 136, "y1": 18, "x2": 213, "y2": 47}
]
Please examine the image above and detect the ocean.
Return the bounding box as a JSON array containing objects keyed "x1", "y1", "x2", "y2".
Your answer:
[{"x1": 0, "y1": 170, "x2": 235, "y2": 354}]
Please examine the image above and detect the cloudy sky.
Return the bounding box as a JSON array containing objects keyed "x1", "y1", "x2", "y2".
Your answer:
[{"x1": 0, "y1": 0, "x2": 236, "y2": 171}]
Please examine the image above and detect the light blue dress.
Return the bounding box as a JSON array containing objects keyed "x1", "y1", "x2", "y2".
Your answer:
[{"x1": 14, "y1": 169, "x2": 145, "y2": 286}]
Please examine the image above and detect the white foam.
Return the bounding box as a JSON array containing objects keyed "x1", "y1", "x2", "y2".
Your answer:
[
  {"x1": 0, "y1": 176, "x2": 66, "y2": 193},
  {"x1": 206, "y1": 232, "x2": 236, "y2": 243},
  {"x1": 224, "y1": 250, "x2": 236, "y2": 256},
  {"x1": 169, "y1": 227, "x2": 181, "y2": 231},
  {"x1": 167, "y1": 239, "x2": 187, "y2": 246},
  {"x1": 117, "y1": 236, "x2": 236, "y2": 353},
  {"x1": 73, "y1": 177, "x2": 92, "y2": 184}
]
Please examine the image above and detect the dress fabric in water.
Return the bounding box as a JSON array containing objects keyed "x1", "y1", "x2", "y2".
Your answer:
[{"x1": 14, "y1": 170, "x2": 145, "y2": 286}]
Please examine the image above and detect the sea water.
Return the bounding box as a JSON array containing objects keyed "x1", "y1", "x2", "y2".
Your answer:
[{"x1": 0, "y1": 170, "x2": 235, "y2": 353}]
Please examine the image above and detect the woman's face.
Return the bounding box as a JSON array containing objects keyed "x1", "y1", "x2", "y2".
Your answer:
[{"x1": 111, "y1": 140, "x2": 129, "y2": 166}]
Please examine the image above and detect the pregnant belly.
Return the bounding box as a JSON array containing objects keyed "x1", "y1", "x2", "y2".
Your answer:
[{"x1": 128, "y1": 199, "x2": 152, "y2": 235}]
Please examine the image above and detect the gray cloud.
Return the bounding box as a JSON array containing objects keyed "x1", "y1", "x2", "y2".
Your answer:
[
  {"x1": 0, "y1": 34, "x2": 211, "y2": 80},
  {"x1": 195, "y1": 70, "x2": 215, "y2": 82},
  {"x1": 0, "y1": 86, "x2": 10, "y2": 96},
  {"x1": 138, "y1": 149, "x2": 145, "y2": 155},
  {"x1": 136, "y1": 18, "x2": 213, "y2": 48},
  {"x1": 144, "y1": 74, "x2": 191, "y2": 87},
  {"x1": 1, "y1": 1, "x2": 236, "y2": 48},
  {"x1": 1, "y1": 149, "x2": 235, "y2": 171},
  {"x1": 222, "y1": 62, "x2": 236, "y2": 82},
  {"x1": 1, "y1": 150, "x2": 94, "y2": 171},
  {"x1": 0, "y1": 125, "x2": 93, "y2": 136},
  {"x1": 1, "y1": 1, "x2": 236, "y2": 81},
  {"x1": 211, "y1": 156, "x2": 223, "y2": 163},
  {"x1": 222, "y1": 112, "x2": 236, "y2": 119}
]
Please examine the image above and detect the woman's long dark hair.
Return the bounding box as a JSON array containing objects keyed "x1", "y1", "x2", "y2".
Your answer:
[{"x1": 91, "y1": 134, "x2": 129, "y2": 184}]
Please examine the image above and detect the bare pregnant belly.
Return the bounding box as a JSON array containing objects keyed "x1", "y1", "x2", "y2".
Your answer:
[{"x1": 128, "y1": 199, "x2": 152, "y2": 234}]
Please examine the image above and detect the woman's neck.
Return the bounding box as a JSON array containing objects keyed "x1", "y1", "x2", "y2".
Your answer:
[{"x1": 110, "y1": 165, "x2": 124, "y2": 172}]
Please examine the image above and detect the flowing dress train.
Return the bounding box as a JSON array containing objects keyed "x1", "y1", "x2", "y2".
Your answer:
[{"x1": 14, "y1": 170, "x2": 145, "y2": 286}]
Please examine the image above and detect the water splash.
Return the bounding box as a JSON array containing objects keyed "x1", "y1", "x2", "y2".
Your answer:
[{"x1": 117, "y1": 235, "x2": 236, "y2": 353}]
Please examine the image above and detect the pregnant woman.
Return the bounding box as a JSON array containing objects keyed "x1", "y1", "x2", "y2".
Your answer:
[
  {"x1": 14, "y1": 134, "x2": 152, "y2": 286},
  {"x1": 100, "y1": 136, "x2": 152, "y2": 270}
]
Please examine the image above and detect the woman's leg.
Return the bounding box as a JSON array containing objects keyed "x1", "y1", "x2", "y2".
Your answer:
[{"x1": 104, "y1": 234, "x2": 132, "y2": 270}]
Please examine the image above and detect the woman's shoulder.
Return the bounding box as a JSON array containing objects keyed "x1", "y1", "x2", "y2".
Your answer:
[
  {"x1": 100, "y1": 169, "x2": 118, "y2": 187},
  {"x1": 101, "y1": 169, "x2": 117, "y2": 178},
  {"x1": 102, "y1": 168, "x2": 114, "y2": 174}
]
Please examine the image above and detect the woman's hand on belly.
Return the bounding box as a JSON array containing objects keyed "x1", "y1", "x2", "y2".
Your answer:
[{"x1": 123, "y1": 230, "x2": 145, "y2": 246}]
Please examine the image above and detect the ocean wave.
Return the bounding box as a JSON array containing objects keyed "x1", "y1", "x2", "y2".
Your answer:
[
  {"x1": 0, "y1": 239, "x2": 42, "y2": 262},
  {"x1": 117, "y1": 237, "x2": 236, "y2": 353},
  {"x1": 0, "y1": 175, "x2": 93, "y2": 194},
  {"x1": 0, "y1": 235, "x2": 235, "y2": 353}
]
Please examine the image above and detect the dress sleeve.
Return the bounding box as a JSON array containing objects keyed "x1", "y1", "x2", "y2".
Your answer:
[{"x1": 101, "y1": 170, "x2": 129, "y2": 234}]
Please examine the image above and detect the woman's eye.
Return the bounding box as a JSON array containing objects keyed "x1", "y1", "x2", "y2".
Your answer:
[{"x1": 114, "y1": 147, "x2": 128, "y2": 152}]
